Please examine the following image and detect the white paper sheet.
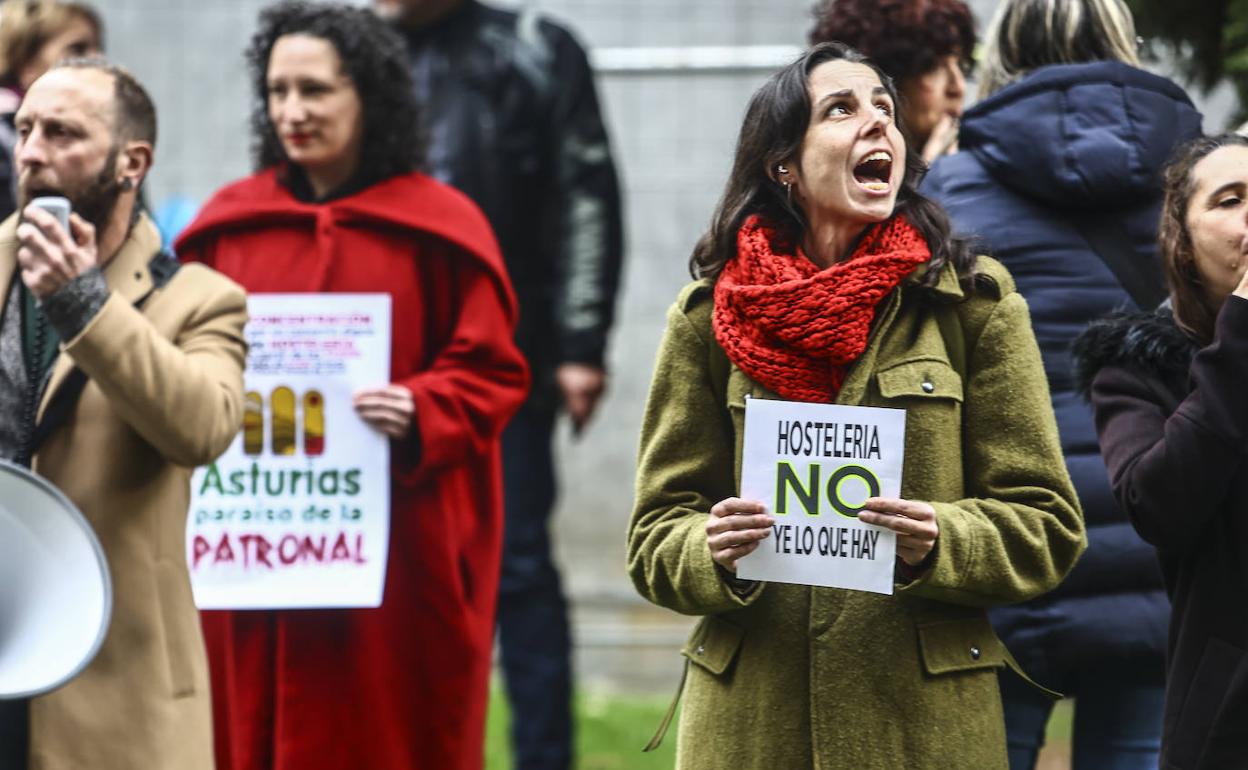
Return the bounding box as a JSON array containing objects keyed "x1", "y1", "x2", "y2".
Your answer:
[
  {"x1": 735, "y1": 397, "x2": 906, "y2": 595},
  {"x1": 187, "y1": 294, "x2": 392, "y2": 609}
]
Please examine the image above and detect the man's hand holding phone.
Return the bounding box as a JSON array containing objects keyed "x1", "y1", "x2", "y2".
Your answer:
[{"x1": 16, "y1": 196, "x2": 99, "y2": 300}]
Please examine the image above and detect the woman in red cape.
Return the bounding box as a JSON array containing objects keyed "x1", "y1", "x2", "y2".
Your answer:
[{"x1": 174, "y1": 3, "x2": 528, "y2": 768}]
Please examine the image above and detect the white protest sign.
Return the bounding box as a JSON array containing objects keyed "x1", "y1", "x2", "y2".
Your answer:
[
  {"x1": 736, "y1": 398, "x2": 905, "y2": 594},
  {"x1": 187, "y1": 294, "x2": 392, "y2": 609}
]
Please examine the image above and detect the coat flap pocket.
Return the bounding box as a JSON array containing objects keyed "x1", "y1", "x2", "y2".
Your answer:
[
  {"x1": 877, "y1": 359, "x2": 963, "y2": 402},
  {"x1": 918, "y1": 616, "x2": 1003, "y2": 675},
  {"x1": 682, "y1": 615, "x2": 745, "y2": 676}
]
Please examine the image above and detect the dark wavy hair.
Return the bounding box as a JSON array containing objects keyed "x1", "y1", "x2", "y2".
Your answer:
[
  {"x1": 247, "y1": 0, "x2": 423, "y2": 185},
  {"x1": 808, "y1": 0, "x2": 975, "y2": 83},
  {"x1": 689, "y1": 42, "x2": 976, "y2": 289},
  {"x1": 1158, "y1": 133, "x2": 1248, "y2": 345}
]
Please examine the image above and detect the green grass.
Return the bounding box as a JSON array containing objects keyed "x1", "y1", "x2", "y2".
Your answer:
[
  {"x1": 486, "y1": 687, "x2": 676, "y2": 770},
  {"x1": 484, "y1": 689, "x2": 1075, "y2": 769}
]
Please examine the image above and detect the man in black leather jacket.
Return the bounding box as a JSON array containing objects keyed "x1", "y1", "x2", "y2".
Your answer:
[{"x1": 377, "y1": 1, "x2": 624, "y2": 767}]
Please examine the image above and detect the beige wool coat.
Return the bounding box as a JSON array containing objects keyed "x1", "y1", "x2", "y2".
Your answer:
[
  {"x1": 628, "y1": 256, "x2": 1086, "y2": 769},
  {"x1": 0, "y1": 214, "x2": 247, "y2": 770}
]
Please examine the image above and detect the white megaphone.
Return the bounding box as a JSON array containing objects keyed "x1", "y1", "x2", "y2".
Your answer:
[{"x1": 0, "y1": 459, "x2": 111, "y2": 699}]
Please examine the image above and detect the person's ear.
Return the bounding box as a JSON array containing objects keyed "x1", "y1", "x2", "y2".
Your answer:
[
  {"x1": 769, "y1": 161, "x2": 798, "y2": 204},
  {"x1": 116, "y1": 140, "x2": 153, "y2": 193},
  {"x1": 769, "y1": 161, "x2": 794, "y2": 185}
]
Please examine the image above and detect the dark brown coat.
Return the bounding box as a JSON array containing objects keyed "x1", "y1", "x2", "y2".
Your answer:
[{"x1": 1080, "y1": 297, "x2": 1248, "y2": 770}]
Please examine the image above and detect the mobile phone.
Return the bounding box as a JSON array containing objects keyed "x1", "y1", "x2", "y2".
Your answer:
[{"x1": 29, "y1": 196, "x2": 71, "y2": 233}]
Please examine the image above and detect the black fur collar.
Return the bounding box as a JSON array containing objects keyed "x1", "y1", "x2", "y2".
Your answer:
[{"x1": 1072, "y1": 305, "x2": 1199, "y2": 398}]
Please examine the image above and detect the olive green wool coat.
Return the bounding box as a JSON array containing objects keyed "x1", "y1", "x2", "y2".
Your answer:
[{"x1": 628, "y1": 257, "x2": 1085, "y2": 770}]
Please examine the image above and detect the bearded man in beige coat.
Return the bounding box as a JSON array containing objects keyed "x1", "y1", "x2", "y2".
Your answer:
[{"x1": 0, "y1": 60, "x2": 246, "y2": 770}]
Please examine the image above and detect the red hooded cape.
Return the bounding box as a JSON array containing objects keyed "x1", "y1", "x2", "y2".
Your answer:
[{"x1": 177, "y1": 168, "x2": 529, "y2": 770}]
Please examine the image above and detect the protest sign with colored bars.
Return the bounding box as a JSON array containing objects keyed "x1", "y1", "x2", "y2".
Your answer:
[{"x1": 188, "y1": 294, "x2": 392, "y2": 609}]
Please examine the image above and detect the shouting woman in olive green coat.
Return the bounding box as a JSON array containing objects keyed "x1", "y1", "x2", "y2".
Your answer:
[{"x1": 627, "y1": 43, "x2": 1085, "y2": 770}]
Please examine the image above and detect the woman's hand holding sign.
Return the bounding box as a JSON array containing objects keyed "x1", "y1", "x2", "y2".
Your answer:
[
  {"x1": 706, "y1": 497, "x2": 775, "y2": 573},
  {"x1": 353, "y1": 384, "x2": 414, "y2": 438},
  {"x1": 857, "y1": 498, "x2": 938, "y2": 567}
]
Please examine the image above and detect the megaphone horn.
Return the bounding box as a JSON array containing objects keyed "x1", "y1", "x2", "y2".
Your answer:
[{"x1": 0, "y1": 459, "x2": 111, "y2": 699}]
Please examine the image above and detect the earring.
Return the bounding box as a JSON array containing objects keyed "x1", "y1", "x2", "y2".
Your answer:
[
  {"x1": 776, "y1": 165, "x2": 793, "y2": 204},
  {"x1": 120, "y1": 178, "x2": 134, "y2": 192}
]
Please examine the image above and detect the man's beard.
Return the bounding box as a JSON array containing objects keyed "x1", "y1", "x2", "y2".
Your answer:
[{"x1": 19, "y1": 146, "x2": 124, "y2": 235}]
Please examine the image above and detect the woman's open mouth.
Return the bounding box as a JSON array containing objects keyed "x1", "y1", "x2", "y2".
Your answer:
[{"x1": 853, "y1": 151, "x2": 892, "y2": 193}]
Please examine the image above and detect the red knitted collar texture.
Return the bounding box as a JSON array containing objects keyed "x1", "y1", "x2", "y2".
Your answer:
[{"x1": 712, "y1": 214, "x2": 931, "y2": 403}]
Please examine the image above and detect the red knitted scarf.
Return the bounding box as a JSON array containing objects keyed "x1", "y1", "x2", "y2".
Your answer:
[{"x1": 712, "y1": 214, "x2": 931, "y2": 402}]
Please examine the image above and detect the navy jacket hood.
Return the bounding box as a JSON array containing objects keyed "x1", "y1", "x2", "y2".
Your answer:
[{"x1": 959, "y1": 61, "x2": 1201, "y2": 209}]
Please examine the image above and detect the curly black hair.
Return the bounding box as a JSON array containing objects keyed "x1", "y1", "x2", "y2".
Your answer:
[
  {"x1": 247, "y1": 0, "x2": 424, "y2": 185},
  {"x1": 808, "y1": 0, "x2": 975, "y2": 83}
]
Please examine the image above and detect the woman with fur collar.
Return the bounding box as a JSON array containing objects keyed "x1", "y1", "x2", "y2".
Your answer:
[{"x1": 1076, "y1": 132, "x2": 1248, "y2": 770}]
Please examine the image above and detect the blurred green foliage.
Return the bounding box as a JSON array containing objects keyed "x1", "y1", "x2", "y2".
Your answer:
[{"x1": 1127, "y1": 0, "x2": 1248, "y2": 126}]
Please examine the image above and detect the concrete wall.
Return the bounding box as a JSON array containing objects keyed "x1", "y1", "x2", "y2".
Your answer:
[{"x1": 89, "y1": 0, "x2": 1235, "y2": 694}]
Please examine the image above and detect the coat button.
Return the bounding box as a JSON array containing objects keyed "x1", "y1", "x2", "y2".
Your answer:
[
  {"x1": 921, "y1": 380, "x2": 935, "y2": 393},
  {"x1": 970, "y1": 646, "x2": 981, "y2": 660},
  {"x1": 696, "y1": 645, "x2": 705, "y2": 655}
]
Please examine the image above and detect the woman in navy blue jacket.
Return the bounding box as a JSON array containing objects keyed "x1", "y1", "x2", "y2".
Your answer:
[{"x1": 921, "y1": 0, "x2": 1202, "y2": 767}]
